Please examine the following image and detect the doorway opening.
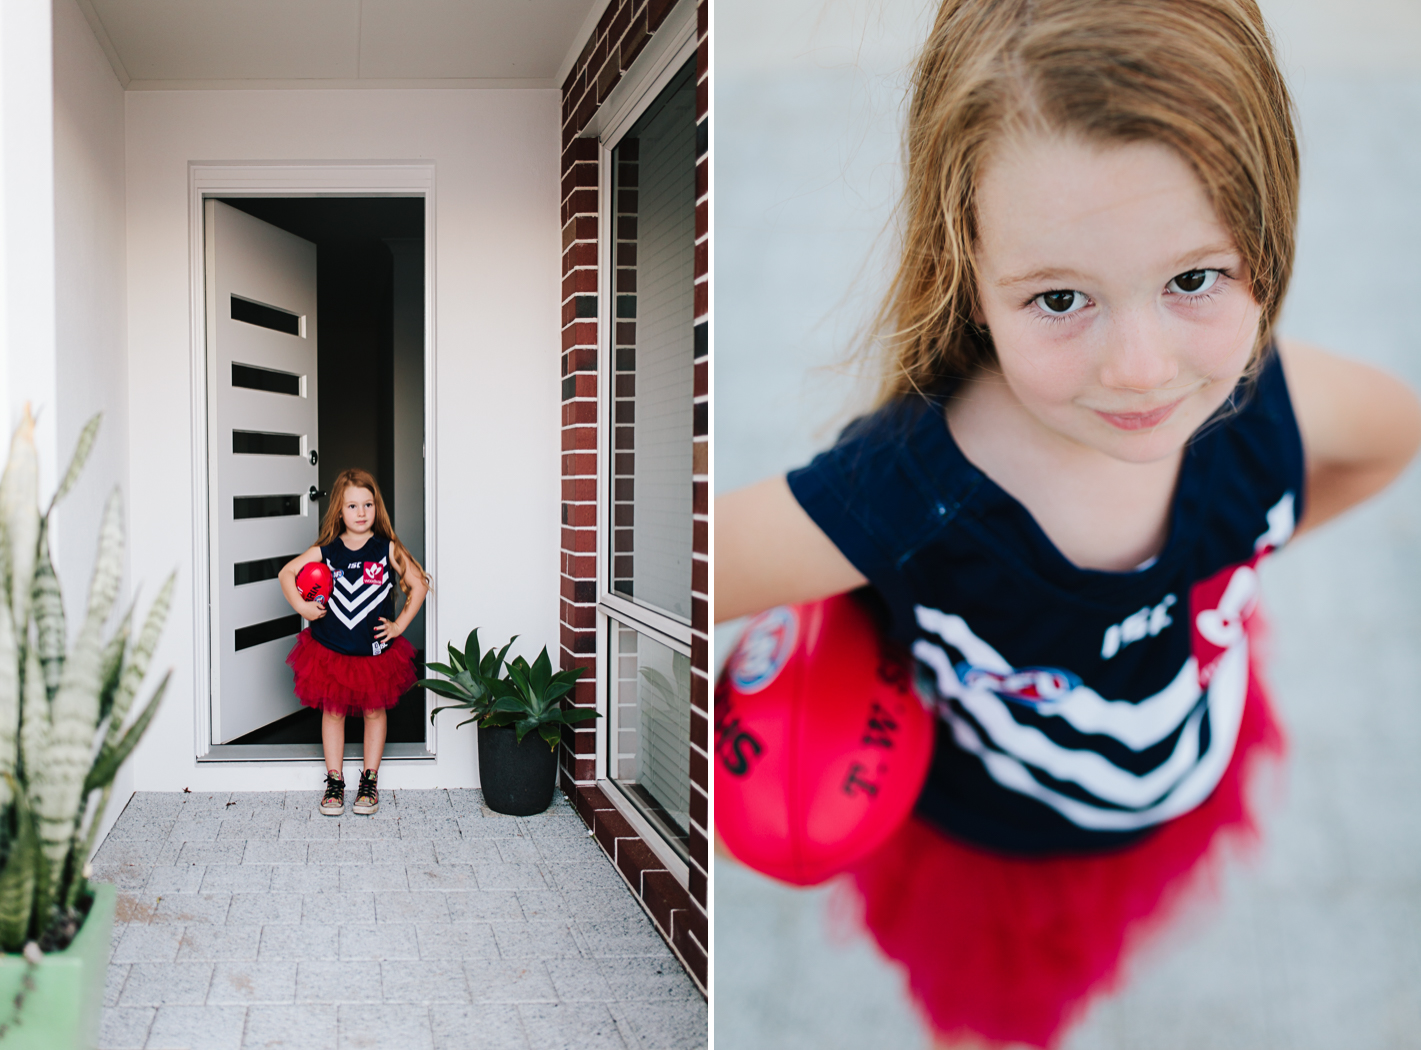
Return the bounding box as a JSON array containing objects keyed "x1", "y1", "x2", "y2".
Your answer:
[{"x1": 205, "y1": 195, "x2": 428, "y2": 754}]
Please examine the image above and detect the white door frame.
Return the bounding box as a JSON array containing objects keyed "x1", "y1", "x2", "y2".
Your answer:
[{"x1": 187, "y1": 161, "x2": 439, "y2": 762}]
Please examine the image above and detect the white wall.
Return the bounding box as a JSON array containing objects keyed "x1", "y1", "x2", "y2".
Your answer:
[
  {"x1": 2, "y1": 0, "x2": 59, "y2": 486},
  {"x1": 53, "y1": 0, "x2": 132, "y2": 844},
  {"x1": 124, "y1": 88, "x2": 563, "y2": 791}
]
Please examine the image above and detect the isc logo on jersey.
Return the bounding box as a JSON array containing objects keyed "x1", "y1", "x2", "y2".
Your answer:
[
  {"x1": 729, "y1": 607, "x2": 798, "y2": 694},
  {"x1": 958, "y1": 665, "x2": 1081, "y2": 707}
]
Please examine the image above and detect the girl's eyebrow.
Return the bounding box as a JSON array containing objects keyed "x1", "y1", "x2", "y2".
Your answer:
[{"x1": 996, "y1": 266, "x2": 1090, "y2": 288}]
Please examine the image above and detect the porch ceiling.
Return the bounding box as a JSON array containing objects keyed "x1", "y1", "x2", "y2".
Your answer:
[{"x1": 77, "y1": 0, "x2": 606, "y2": 90}]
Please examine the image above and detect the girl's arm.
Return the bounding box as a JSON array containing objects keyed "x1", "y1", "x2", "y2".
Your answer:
[
  {"x1": 278, "y1": 546, "x2": 328, "y2": 620},
  {"x1": 715, "y1": 475, "x2": 867, "y2": 623},
  {"x1": 375, "y1": 547, "x2": 429, "y2": 642},
  {"x1": 1277, "y1": 337, "x2": 1421, "y2": 537}
]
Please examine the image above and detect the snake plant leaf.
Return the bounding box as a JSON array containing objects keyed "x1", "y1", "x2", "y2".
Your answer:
[
  {"x1": 423, "y1": 661, "x2": 460, "y2": 679},
  {"x1": 19, "y1": 639, "x2": 49, "y2": 791},
  {"x1": 83, "y1": 671, "x2": 170, "y2": 798},
  {"x1": 31, "y1": 525, "x2": 66, "y2": 700},
  {"x1": 447, "y1": 644, "x2": 465, "y2": 672},
  {"x1": 0, "y1": 407, "x2": 40, "y2": 634},
  {"x1": 558, "y1": 707, "x2": 599, "y2": 724},
  {"x1": 0, "y1": 785, "x2": 37, "y2": 952},
  {"x1": 69, "y1": 782, "x2": 108, "y2": 911},
  {"x1": 537, "y1": 722, "x2": 562, "y2": 750},
  {"x1": 104, "y1": 572, "x2": 174, "y2": 753},
  {"x1": 0, "y1": 599, "x2": 18, "y2": 809},
  {"x1": 96, "y1": 606, "x2": 132, "y2": 726},
  {"x1": 513, "y1": 717, "x2": 540, "y2": 743},
  {"x1": 455, "y1": 714, "x2": 481, "y2": 729},
  {"x1": 34, "y1": 489, "x2": 124, "y2": 897},
  {"x1": 46, "y1": 413, "x2": 100, "y2": 515}
]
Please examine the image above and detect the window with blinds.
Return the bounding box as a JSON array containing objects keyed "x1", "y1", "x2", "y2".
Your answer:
[{"x1": 600, "y1": 56, "x2": 698, "y2": 870}]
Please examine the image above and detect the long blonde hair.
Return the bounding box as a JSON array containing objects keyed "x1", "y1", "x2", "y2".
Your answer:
[
  {"x1": 870, "y1": 0, "x2": 1299, "y2": 405},
  {"x1": 317, "y1": 468, "x2": 427, "y2": 598}
]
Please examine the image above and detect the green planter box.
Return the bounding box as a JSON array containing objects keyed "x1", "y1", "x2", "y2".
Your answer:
[{"x1": 0, "y1": 882, "x2": 115, "y2": 1049}]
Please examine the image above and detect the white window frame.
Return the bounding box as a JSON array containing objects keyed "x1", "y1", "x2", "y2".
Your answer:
[{"x1": 591, "y1": 2, "x2": 699, "y2": 885}]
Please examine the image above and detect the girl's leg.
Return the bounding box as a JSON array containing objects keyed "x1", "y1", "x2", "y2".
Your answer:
[
  {"x1": 321, "y1": 708, "x2": 345, "y2": 774},
  {"x1": 362, "y1": 708, "x2": 387, "y2": 774}
]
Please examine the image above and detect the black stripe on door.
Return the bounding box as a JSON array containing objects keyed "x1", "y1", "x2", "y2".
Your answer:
[
  {"x1": 233, "y1": 431, "x2": 300, "y2": 456},
  {"x1": 231, "y1": 296, "x2": 300, "y2": 336},
  {"x1": 235, "y1": 614, "x2": 302, "y2": 651},
  {"x1": 234, "y1": 495, "x2": 301, "y2": 519},
  {"x1": 232, "y1": 363, "x2": 300, "y2": 396},
  {"x1": 234, "y1": 554, "x2": 299, "y2": 586}
]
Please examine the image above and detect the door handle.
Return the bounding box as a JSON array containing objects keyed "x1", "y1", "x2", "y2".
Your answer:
[
  {"x1": 309, "y1": 486, "x2": 327, "y2": 502},
  {"x1": 309, "y1": 450, "x2": 318, "y2": 465}
]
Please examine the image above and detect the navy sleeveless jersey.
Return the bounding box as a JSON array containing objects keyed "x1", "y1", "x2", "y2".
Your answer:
[
  {"x1": 307, "y1": 535, "x2": 398, "y2": 657},
  {"x1": 787, "y1": 352, "x2": 1304, "y2": 854}
]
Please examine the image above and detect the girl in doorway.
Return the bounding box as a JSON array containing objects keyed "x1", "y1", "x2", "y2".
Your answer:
[
  {"x1": 280, "y1": 468, "x2": 429, "y2": 817},
  {"x1": 717, "y1": 0, "x2": 1421, "y2": 1046}
]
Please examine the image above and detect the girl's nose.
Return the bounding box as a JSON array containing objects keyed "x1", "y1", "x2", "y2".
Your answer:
[{"x1": 1098, "y1": 311, "x2": 1178, "y2": 391}]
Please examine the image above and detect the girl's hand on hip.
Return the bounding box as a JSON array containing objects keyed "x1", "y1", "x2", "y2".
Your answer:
[{"x1": 375, "y1": 618, "x2": 403, "y2": 642}]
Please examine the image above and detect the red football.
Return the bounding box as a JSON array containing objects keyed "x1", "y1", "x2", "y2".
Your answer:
[
  {"x1": 295, "y1": 561, "x2": 333, "y2": 605},
  {"x1": 714, "y1": 593, "x2": 936, "y2": 886}
]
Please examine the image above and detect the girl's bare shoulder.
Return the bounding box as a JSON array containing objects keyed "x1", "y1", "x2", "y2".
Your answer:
[
  {"x1": 715, "y1": 476, "x2": 866, "y2": 623},
  {"x1": 1275, "y1": 336, "x2": 1421, "y2": 468}
]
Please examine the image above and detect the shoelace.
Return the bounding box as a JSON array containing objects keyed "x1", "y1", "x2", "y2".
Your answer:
[
  {"x1": 357, "y1": 771, "x2": 378, "y2": 801},
  {"x1": 323, "y1": 772, "x2": 344, "y2": 800}
]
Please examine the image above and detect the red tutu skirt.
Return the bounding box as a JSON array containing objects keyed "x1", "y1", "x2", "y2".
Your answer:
[
  {"x1": 287, "y1": 631, "x2": 417, "y2": 717},
  {"x1": 845, "y1": 654, "x2": 1285, "y2": 1048}
]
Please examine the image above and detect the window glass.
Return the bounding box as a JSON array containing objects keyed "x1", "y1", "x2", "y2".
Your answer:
[
  {"x1": 608, "y1": 57, "x2": 698, "y2": 623},
  {"x1": 608, "y1": 617, "x2": 692, "y2": 860}
]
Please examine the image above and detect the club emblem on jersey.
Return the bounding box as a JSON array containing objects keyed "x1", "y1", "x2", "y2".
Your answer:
[
  {"x1": 363, "y1": 562, "x2": 385, "y2": 586},
  {"x1": 729, "y1": 606, "x2": 798, "y2": 694},
  {"x1": 958, "y1": 665, "x2": 1081, "y2": 706}
]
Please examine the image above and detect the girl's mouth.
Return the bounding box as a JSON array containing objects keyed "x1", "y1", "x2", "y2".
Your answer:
[{"x1": 1092, "y1": 399, "x2": 1183, "y2": 431}]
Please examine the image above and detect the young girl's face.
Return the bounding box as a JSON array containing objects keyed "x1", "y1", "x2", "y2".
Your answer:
[
  {"x1": 340, "y1": 487, "x2": 376, "y2": 535},
  {"x1": 972, "y1": 133, "x2": 1263, "y2": 464}
]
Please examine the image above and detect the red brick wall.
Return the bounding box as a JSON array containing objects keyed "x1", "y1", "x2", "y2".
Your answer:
[{"x1": 557, "y1": 0, "x2": 709, "y2": 995}]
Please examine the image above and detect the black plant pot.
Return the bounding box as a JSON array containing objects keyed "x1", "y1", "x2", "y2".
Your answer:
[{"x1": 477, "y1": 724, "x2": 558, "y2": 816}]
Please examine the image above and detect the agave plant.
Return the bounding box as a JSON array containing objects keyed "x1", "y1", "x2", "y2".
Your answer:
[
  {"x1": 422, "y1": 633, "x2": 596, "y2": 749},
  {"x1": 485, "y1": 646, "x2": 595, "y2": 750},
  {"x1": 419, "y1": 628, "x2": 517, "y2": 728},
  {"x1": 0, "y1": 409, "x2": 172, "y2": 953}
]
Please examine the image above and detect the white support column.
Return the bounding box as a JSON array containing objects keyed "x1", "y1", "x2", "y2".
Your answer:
[{"x1": 0, "y1": 0, "x2": 58, "y2": 499}]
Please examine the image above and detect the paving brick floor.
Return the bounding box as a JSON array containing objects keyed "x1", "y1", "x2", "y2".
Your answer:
[{"x1": 92, "y1": 788, "x2": 706, "y2": 1050}]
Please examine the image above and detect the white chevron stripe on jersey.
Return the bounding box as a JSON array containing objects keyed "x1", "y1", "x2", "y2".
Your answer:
[
  {"x1": 332, "y1": 583, "x2": 385, "y2": 615},
  {"x1": 329, "y1": 584, "x2": 392, "y2": 630},
  {"x1": 914, "y1": 605, "x2": 1205, "y2": 750},
  {"x1": 914, "y1": 639, "x2": 1205, "y2": 809},
  {"x1": 930, "y1": 640, "x2": 1248, "y2": 831}
]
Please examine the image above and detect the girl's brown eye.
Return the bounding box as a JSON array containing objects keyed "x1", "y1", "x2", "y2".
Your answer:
[
  {"x1": 1167, "y1": 269, "x2": 1218, "y2": 295},
  {"x1": 1036, "y1": 290, "x2": 1085, "y2": 314}
]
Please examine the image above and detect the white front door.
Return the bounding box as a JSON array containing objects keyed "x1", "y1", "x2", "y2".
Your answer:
[{"x1": 205, "y1": 200, "x2": 320, "y2": 744}]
